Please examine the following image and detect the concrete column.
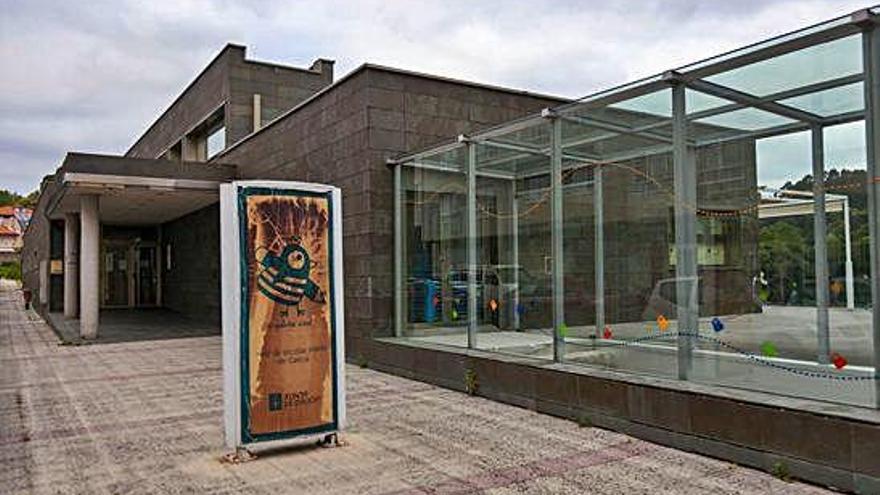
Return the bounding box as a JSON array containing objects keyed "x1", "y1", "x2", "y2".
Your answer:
[
  {"x1": 63, "y1": 213, "x2": 79, "y2": 318},
  {"x1": 79, "y1": 195, "x2": 100, "y2": 339}
]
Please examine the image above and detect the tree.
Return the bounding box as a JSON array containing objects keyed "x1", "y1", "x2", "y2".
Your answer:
[
  {"x1": 763, "y1": 167, "x2": 870, "y2": 307},
  {"x1": 759, "y1": 221, "x2": 808, "y2": 304}
]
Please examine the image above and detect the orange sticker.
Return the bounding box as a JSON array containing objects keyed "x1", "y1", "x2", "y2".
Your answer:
[{"x1": 657, "y1": 314, "x2": 669, "y2": 331}]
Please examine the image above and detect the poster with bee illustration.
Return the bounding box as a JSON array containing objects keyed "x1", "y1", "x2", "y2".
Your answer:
[{"x1": 220, "y1": 181, "x2": 345, "y2": 449}]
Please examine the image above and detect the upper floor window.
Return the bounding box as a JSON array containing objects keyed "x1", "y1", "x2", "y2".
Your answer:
[{"x1": 207, "y1": 125, "x2": 226, "y2": 159}]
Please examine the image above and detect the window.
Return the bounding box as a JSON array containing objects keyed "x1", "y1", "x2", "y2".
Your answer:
[{"x1": 207, "y1": 125, "x2": 226, "y2": 159}]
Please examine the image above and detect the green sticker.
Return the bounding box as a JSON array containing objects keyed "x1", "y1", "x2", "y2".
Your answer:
[
  {"x1": 760, "y1": 341, "x2": 778, "y2": 358},
  {"x1": 559, "y1": 323, "x2": 568, "y2": 338},
  {"x1": 451, "y1": 308, "x2": 459, "y2": 320}
]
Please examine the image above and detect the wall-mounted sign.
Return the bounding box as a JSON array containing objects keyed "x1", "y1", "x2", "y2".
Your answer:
[
  {"x1": 50, "y1": 259, "x2": 63, "y2": 275},
  {"x1": 220, "y1": 181, "x2": 345, "y2": 449}
]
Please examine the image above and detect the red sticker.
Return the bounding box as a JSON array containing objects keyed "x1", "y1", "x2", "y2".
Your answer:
[
  {"x1": 831, "y1": 353, "x2": 847, "y2": 370},
  {"x1": 603, "y1": 326, "x2": 612, "y2": 339}
]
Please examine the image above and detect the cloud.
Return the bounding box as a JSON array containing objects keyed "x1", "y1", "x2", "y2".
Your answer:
[{"x1": 0, "y1": 0, "x2": 873, "y2": 193}]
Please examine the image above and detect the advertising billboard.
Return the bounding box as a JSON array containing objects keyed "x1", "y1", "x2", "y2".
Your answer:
[{"x1": 220, "y1": 181, "x2": 345, "y2": 449}]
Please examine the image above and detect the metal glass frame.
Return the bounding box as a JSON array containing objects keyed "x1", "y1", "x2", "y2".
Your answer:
[{"x1": 391, "y1": 8, "x2": 880, "y2": 408}]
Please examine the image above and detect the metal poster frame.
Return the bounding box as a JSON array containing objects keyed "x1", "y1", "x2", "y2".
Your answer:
[{"x1": 220, "y1": 180, "x2": 346, "y2": 450}]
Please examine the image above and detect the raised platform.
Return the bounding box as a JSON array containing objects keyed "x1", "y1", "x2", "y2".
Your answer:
[
  {"x1": 46, "y1": 308, "x2": 219, "y2": 344},
  {"x1": 367, "y1": 335, "x2": 880, "y2": 494}
]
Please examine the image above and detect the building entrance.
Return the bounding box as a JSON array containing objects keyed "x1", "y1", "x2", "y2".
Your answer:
[{"x1": 100, "y1": 230, "x2": 160, "y2": 309}]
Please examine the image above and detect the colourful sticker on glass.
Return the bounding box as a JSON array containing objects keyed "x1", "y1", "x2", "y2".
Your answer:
[
  {"x1": 831, "y1": 352, "x2": 848, "y2": 370},
  {"x1": 559, "y1": 323, "x2": 568, "y2": 338},
  {"x1": 760, "y1": 341, "x2": 778, "y2": 358},
  {"x1": 657, "y1": 315, "x2": 669, "y2": 331},
  {"x1": 603, "y1": 326, "x2": 612, "y2": 339},
  {"x1": 711, "y1": 317, "x2": 724, "y2": 332}
]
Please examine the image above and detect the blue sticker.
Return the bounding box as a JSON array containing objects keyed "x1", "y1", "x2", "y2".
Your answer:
[{"x1": 711, "y1": 317, "x2": 724, "y2": 332}]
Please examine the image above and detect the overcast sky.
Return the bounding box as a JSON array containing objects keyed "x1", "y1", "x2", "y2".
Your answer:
[{"x1": 0, "y1": 0, "x2": 875, "y2": 194}]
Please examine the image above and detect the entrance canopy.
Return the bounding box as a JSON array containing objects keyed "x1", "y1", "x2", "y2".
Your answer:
[{"x1": 45, "y1": 152, "x2": 236, "y2": 224}]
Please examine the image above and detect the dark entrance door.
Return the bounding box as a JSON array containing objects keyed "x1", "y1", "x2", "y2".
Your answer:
[
  {"x1": 136, "y1": 245, "x2": 157, "y2": 306},
  {"x1": 103, "y1": 244, "x2": 130, "y2": 307}
]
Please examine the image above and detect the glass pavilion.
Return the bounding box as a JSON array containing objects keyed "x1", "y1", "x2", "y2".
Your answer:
[{"x1": 389, "y1": 8, "x2": 880, "y2": 409}]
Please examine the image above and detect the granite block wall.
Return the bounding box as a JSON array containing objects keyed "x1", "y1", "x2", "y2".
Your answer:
[{"x1": 160, "y1": 203, "x2": 221, "y2": 324}]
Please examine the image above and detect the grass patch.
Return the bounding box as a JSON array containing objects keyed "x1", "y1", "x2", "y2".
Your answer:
[
  {"x1": 464, "y1": 368, "x2": 478, "y2": 396},
  {"x1": 771, "y1": 461, "x2": 791, "y2": 482},
  {"x1": 576, "y1": 413, "x2": 593, "y2": 428},
  {"x1": 355, "y1": 355, "x2": 369, "y2": 368}
]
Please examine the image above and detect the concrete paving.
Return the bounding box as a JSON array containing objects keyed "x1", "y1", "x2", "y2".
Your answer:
[{"x1": 0, "y1": 281, "x2": 833, "y2": 494}]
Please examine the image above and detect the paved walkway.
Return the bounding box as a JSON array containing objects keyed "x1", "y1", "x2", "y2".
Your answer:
[{"x1": 0, "y1": 281, "x2": 830, "y2": 494}]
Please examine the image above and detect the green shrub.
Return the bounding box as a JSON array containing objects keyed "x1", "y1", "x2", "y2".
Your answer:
[{"x1": 0, "y1": 262, "x2": 21, "y2": 281}]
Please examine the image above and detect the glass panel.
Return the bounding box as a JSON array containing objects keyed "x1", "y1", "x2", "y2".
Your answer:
[
  {"x1": 688, "y1": 112, "x2": 874, "y2": 407},
  {"x1": 207, "y1": 126, "x2": 225, "y2": 159},
  {"x1": 778, "y1": 82, "x2": 865, "y2": 117},
  {"x1": 473, "y1": 138, "x2": 553, "y2": 359},
  {"x1": 480, "y1": 152, "x2": 542, "y2": 177},
  {"x1": 824, "y1": 122, "x2": 874, "y2": 405},
  {"x1": 490, "y1": 121, "x2": 550, "y2": 150},
  {"x1": 611, "y1": 90, "x2": 671, "y2": 117},
  {"x1": 705, "y1": 35, "x2": 862, "y2": 97},
  {"x1": 694, "y1": 107, "x2": 797, "y2": 132},
  {"x1": 613, "y1": 89, "x2": 732, "y2": 118},
  {"x1": 562, "y1": 89, "x2": 674, "y2": 163},
  {"x1": 560, "y1": 90, "x2": 679, "y2": 379},
  {"x1": 686, "y1": 90, "x2": 734, "y2": 116},
  {"x1": 399, "y1": 148, "x2": 469, "y2": 348},
  {"x1": 679, "y1": 14, "x2": 854, "y2": 78}
]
